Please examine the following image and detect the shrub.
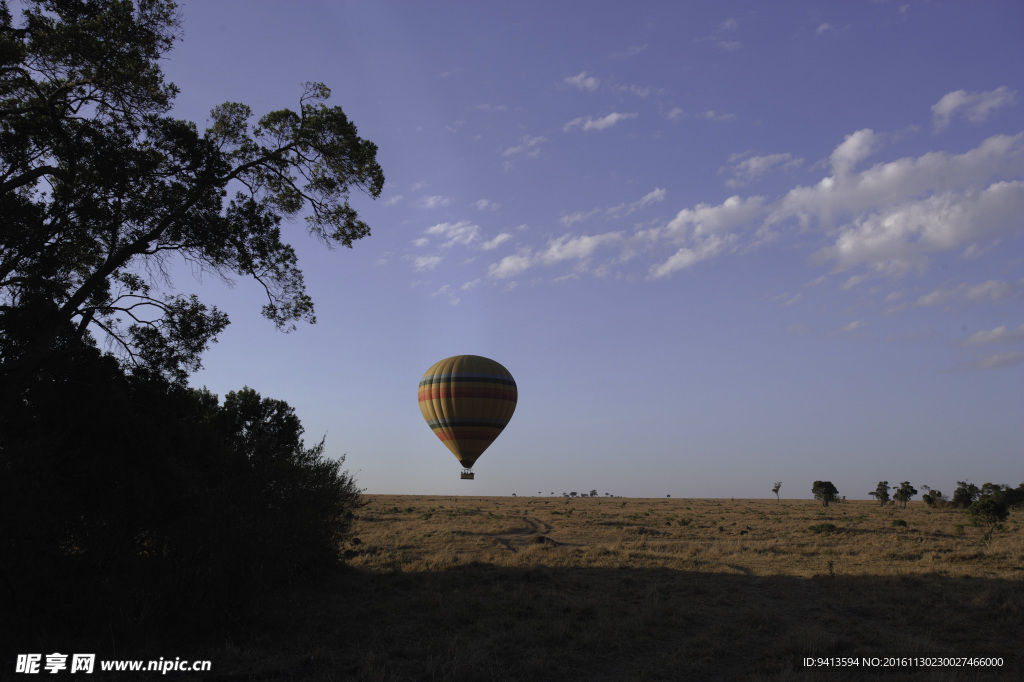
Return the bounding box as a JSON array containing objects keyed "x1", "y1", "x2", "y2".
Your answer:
[
  {"x1": 891, "y1": 519, "x2": 907, "y2": 528},
  {"x1": 966, "y1": 497, "x2": 1009, "y2": 527},
  {"x1": 0, "y1": 348, "x2": 362, "y2": 643},
  {"x1": 808, "y1": 523, "x2": 838, "y2": 535}
]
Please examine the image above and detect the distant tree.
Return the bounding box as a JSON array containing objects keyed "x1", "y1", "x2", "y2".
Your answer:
[
  {"x1": 869, "y1": 481, "x2": 891, "y2": 506},
  {"x1": 921, "y1": 486, "x2": 946, "y2": 507},
  {"x1": 772, "y1": 482, "x2": 782, "y2": 501},
  {"x1": 967, "y1": 497, "x2": 1009, "y2": 527},
  {"x1": 569, "y1": 491, "x2": 578, "y2": 498},
  {"x1": 666, "y1": 494, "x2": 671, "y2": 498},
  {"x1": 979, "y1": 482, "x2": 1004, "y2": 498},
  {"x1": 590, "y1": 489, "x2": 598, "y2": 497},
  {"x1": 812, "y1": 481, "x2": 839, "y2": 507},
  {"x1": 893, "y1": 481, "x2": 917, "y2": 508},
  {"x1": 952, "y1": 481, "x2": 980, "y2": 508},
  {"x1": 998, "y1": 483, "x2": 1024, "y2": 508}
]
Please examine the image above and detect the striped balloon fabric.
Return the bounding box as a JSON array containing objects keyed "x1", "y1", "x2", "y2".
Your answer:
[{"x1": 418, "y1": 355, "x2": 517, "y2": 473}]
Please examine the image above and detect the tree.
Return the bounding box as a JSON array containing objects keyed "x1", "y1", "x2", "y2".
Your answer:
[
  {"x1": 952, "y1": 481, "x2": 980, "y2": 508},
  {"x1": 966, "y1": 497, "x2": 1009, "y2": 527},
  {"x1": 811, "y1": 480, "x2": 839, "y2": 507},
  {"x1": 772, "y1": 481, "x2": 782, "y2": 501},
  {"x1": 921, "y1": 485, "x2": 945, "y2": 507},
  {"x1": 0, "y1": 0, "x2": 374, "y2": 644},
  {"x1": 589, "y1": 489, "x2": 598, "y2": 497},
  {"x1": 869, "y1": 481, "x2": 890, "y2": 506},
  {"x1": 893, "y1": 481, "x2": 917, "y2": 508},
  {"x1": 0, "y1": 0, "x2": 384, "y2": 391}
]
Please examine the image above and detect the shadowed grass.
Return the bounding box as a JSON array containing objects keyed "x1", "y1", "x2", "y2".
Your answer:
[{"x1": 8, "y1": 496, "x2": 1020, "y2": 680}]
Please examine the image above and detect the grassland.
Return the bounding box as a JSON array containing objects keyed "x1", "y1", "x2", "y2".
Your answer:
[{"x1": 196, "y1": 495, "x2": 1022, "y2": 681}]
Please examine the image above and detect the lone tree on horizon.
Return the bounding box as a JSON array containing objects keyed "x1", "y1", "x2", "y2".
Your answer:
[
  {"x1": 869, "y1": 481, "x2": 891, "y2": 506},
  {"x1": 772, "y1": 481, "x2": 782, "y2": 501},
  {"x1": 812, "y1": 480, "x2": 839, "y2": 507},
  {"x1": 894, "y1": 481, "x2": 918, "y2": 508}
]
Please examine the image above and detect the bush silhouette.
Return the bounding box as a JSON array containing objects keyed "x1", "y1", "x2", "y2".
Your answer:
[{"x1": 1, "y1": 339, "x2": 361, "y2": 642}]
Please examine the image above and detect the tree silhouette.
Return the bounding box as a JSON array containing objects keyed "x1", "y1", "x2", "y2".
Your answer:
[
  {"x1": 894, "y1": 481, "x2": 918, "y2": 508},
  {"x1": 869, "y1": 481, "x2": 890, "y2": 506},
  {"x1": 0, "y1": 0, "x2": 384, "y2": 391},
  {"x1": 811, "y1": 481, "x2": 839, "y2": 507}
]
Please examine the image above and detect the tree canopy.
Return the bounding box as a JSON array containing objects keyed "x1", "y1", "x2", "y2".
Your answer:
[
  {"x1": 1, "y1": 0, "x2": 384, "y2": 388},
  {"x1": 811, "y1": 480, "x2": 839, "y2": 507},
  {"x1": 869, "y1": 481, "x2": 890, "y2": 506}
]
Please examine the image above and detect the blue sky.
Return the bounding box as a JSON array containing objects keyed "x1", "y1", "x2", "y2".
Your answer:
[{"x1": 163, "y1": 1, "x2": 1022, "y2": 499}]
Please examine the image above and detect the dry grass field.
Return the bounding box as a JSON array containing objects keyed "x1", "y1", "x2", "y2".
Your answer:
[{"x1": 198, "y1": 495, "x2": 1023, "y2": 681}]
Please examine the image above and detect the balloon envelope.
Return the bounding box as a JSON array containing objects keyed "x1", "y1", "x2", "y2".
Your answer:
[{"x1": 417, "y1": 355, "x2": 517, "y2": 471}]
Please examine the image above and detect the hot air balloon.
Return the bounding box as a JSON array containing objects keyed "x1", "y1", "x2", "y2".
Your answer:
[{"x1": 417, "y1": 355, "x2": 517, "y2": 479}]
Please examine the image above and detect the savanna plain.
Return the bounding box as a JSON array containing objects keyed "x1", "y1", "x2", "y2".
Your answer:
[{"x1": 202, "y1": 495, "x2": 1022, "y2": 681}]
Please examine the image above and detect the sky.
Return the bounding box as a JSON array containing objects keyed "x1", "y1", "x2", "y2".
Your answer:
[{"x1": 158, "y1": 0, "x2": 1022, "y2": 499}]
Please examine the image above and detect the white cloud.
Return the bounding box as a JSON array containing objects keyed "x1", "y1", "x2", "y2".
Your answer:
[
  {"x1": 700, "y1": 110, "x2": 736, "y2": 121},
  {"x1": 830, "y1": 129, "x2": 879, "y2": 176},
  {"x1": 475, "y1": 199, "x2": 499, "y2": 211},
  {"x1": 383, "y1": 194, "x2": 404, "y2": 206},
  {"x1": 564, "y1": 71, "x2": 600, "y2": 91},
  {"x1": 724, "y1": 152, "x2": 803, "y2": 187},
  {"x1": 769, "y1": 131, "x2": 1024, "y2": 274},
  {"x1": 426, "y1": 221, "x2": 480, "y2": 248},
  {"x1": 815, "y1": 179, "x2": 1024, "y2": 276},
  {"x1": 560, "y1": 209, "x2": 599, "y2": 227},
  {"x1": 430, "y1": 284, "x2": 460, "y2": 306},
  {"x1": 839, "y1": 320, "x2": 866, "y2": 333},
  {"x1": 610, "y1": 44, "x2": 648, "y2": 60},
  {"x1": 965, "y1": 279, "x2": 1019, "y2": 302},
  {"x1": 816, "y1": 23, "x2": 833, "y2": 35},
  {"x1": 661, "y1": 195, "x2": 767, "y2": 243},
  {"x1": 413, "y1": 255, "x2": 442, "y2": 271},
  {"x1": 480, "y1": 124, "x2": 1024, "y2": 287},
  {"x1": 419, "y1": 195, "x2": 451, "y2": 209},
  {"x1": 973, "y1": 350, "x2": 1024, "y2": 370},
  {"x1": 487, "y1": 251, "x2": 533, "y2": 279},
  {"x1": 502, "y1": 135, "x2": 546, "y2": 158},
  {"x1": 411, "y1": 237, "x2": 429, "y2": 248},
  {"x1": 720, "y1": 17, "x2": 738, "y2": 30},
  {"x1": 612, "y1": 84, "x2": 665, "y2": 98},
  {"x1": 649, "y1": 236, "x2": 731, "y2": 279},
  {"x1": 607, "y1": 187, "x2": 667, "y2": 217},
  {"x1": 961, "y1": 324, "x2": 1024, "y2": 347},
  {"x1": 932, "y1": 86, "x2": 1017, "y2": 131},
  {"x1": 916, "y1": 287, "x2": 958, "y2": 307},
  {"x1": 564, "y1": 112, "x2": 638, "y2": 132},
  {"x1": 480, "y1": 233, "x2": 512, "y2": 251},
  {"x1": 666, "y1": 108, "x2": 684, "y2": 121},
  {"x1": 461, "y1": 279, "x2": 481, "y2": 291},
  {"x1": 539, "y1": 232, "x2": 621, "y2": 266}
]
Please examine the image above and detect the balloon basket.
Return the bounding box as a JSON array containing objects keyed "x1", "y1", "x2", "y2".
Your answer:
[{"x1": 460, "y1": 470, "x2": 475, "y2": 480}]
